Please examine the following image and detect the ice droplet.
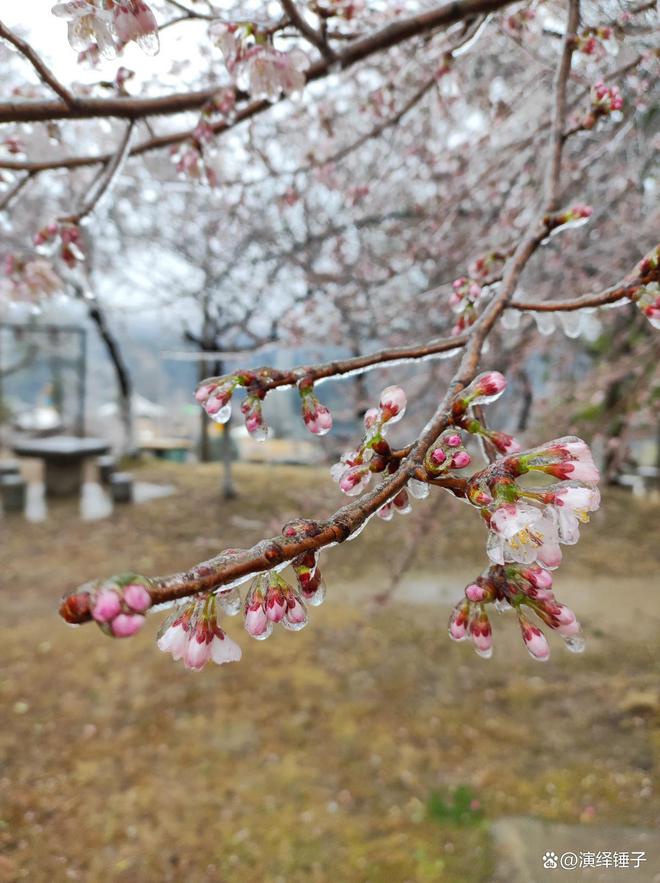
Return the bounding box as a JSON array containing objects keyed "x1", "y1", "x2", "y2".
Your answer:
[
  {"x1": 533, "y1": 312, "x2": 556, "y2": 335},
  {"x1": 216, "y1": 587, "x2": 241, "y2": 616},
  {"x1": 474, "y1": 645, "x2": 493, "y2": 659},
  {"x1": 558, "y1": 311, "x2": 584, "y2": 339},
  {"x1": 211, "y1": 403, "x2": 232, "y2": 424},
  {"x1": 407, "y1": 478, "x2": 430, "y2": 500},
  {"x1": 494, "y1": 598, "x2": 512, "y2": 613},
  {"x1": 501, "y1": 309, "x2": 521, "y2": 330},
  {"x1": 563, "y1": 634, "x2": 585, "y2": 653}
]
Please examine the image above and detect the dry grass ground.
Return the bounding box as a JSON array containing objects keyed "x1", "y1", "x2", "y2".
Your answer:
[{"x1": 1, "y1": 461, "x2": 659, "y2": 882}]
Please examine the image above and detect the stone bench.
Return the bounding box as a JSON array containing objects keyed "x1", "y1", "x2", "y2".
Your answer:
[{"x1": 110, "y1": 472, "x2": 133, "y2": 503}]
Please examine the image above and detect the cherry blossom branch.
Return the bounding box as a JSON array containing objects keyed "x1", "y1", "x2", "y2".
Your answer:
[
  {"x1": 0, "y1": 0, "x2": 513, "y2": 125},
  {"x1": 0, "y1": 170, "x2": 33, "y2": 212},
  {"x1": 59, "y1": 123, "x2": 135, "y2": 225},
  {"x1": 544, "y1": 0, "x2": 580, "y2": 211},
  {"x1": 57, "y1": 0, "x2": 629, "y2": 628},
  {"x1": 279, "y1": 0, "x2": 337, "y2": 61},
  {"x1": 1, "y1": 22, "x2": 644, "y2": 181},
  {"x1": 0, "y1": 19, "x2": 77, "y2": 107},
  {"x1": 511, "y1": 281, "x2": 639, "y2": 312}
]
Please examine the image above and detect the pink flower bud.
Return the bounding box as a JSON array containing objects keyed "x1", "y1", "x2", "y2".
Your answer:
[
  {"x1": 265, "y1": 584, "x2": 287, "y2": 623},
  {"x1": 474, "y1": 371, "x2": 507, "y2": 398},
  {"x1": 123, "y1": 583, "x2": 151, "y2": 613},
  {"x1": 244, "y1": 599, "x2": 269, "y2": 638},
  {"x1": 92, "y1": 589, "x2": 121, "y2": 623},
  {"x1": 430, "y1": 448, "x2": 446, "y2": 466},
  {"x1": 379, "y1": 385, "x2": 407, "y2": 423},
  {"x1": 519, "y1": 617, "x2": 550, "y2": 661},
  {"x1": 111, "y1": 613, "x2": 145, "y2": 638},
  {"x1": 450, "y1": 450, "x2": 471, "y2": 469},
  {"x1": 445, "y1": 434, "x2": 462, "y2": 448},
  {"x1": 195, "y1": 383, "x2": 215, "y2": 404},
  {"x1": 448, "y1": 601, "x2": 469, "y2": 641},
  {"x1": 363, "y1": 407, "x2": 380, "y2": 430},
  {"x1": 183, "y1": 633, "x2": 212, "y2": 671},
  {"x1": 465, "y1": 583, "x2": 486, "y2": 602},
  {"x1": 283, "y1": 595, "x2": 307, "y2": 630}
]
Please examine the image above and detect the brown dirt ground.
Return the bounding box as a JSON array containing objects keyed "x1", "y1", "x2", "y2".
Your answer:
[{"x1": 1, "y1": 461, "x2": 659, "y2": 882}]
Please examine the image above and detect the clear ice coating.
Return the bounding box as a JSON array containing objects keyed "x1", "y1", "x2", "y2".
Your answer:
[
  {"x1": 533, "y1": 311, "x2": 556, "y2": 336},
  {"x1": 558, "y1": 310, "x2": 584, "y2": 339},
  {"x1": 211, "y1": 403, "x2": 232, "y2": 424},
  {"x1": 563, "y1": 634, "x2": 586, "y2": 653},
  {"x1": 216, "y1": 587, "x2": 242, "y2": 615},
  {"x1": 407, "y1": 478, "x2": 430, "y2": 500}
]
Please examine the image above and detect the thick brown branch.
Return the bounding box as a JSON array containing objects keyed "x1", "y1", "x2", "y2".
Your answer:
[{"x1": 0, "y1": 0, "x2": 513, "y2": 125}]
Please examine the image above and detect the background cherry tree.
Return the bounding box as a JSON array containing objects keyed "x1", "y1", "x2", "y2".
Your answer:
[{"x1": 0, "y1": 0, "x2": 658, "y2": 670}]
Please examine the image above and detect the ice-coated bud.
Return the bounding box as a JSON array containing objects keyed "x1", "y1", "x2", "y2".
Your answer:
[
  {"x1": 92, "y1": 589, "x2": 121, "y2": 623},
  {"x1": 471, "y1": 371, "x2": 507, "y2": 403},
  {"x1": 195, "y1": 383, "x2": 215, "y2": 404},
  {"x1": 465, "y1": 583, "x2": 487, "y2": 602},
  {"x1": 244, "y1": 598, "x2": 270, "y2": 639},
  {"x1": 301, "y1": 393, "x2": 333, "y2": 436},
  {"x1": 392, "y1": 488, "x2": 411, "y2": 514},
  {"x1": 111, "y1": 613, "x2": 145, "y2": 638},
  {"x1": 430, "y1": 447, "x2": 446, "y2": 466},
  {"x1": 379, "y1": 385, "x2": 407, "y2": 424},
  {"x1": 523, "y1": 566, "x2": 553, "y2": 590},
  {"x1": 448, "y1": 600, "x2": 470, "y2": 641},
  {"x1": 445, "y1": 434, "x2": 462, "y2": 448},
  {"x1": 518, "y1": 613, "x2": 550, "y2": 661},
  {"x1": 450, "y1": 450, "x2": 471, "y2": 469},
  {"x1": 363, "y1": 407, "x2": 380, "y2": 430},
  {"x1": 339, "y1": 466, "x2": 370, "y2": 496},
  {"x1": 469, "y1": 609, "x2": 493, "y2": 658},
  {"x1": 123, "y1": 583, "x2": 151, "y2": 613},
  {"x1": 183, "y1": 632, "x2": 212, "y2": 671},
  {"x1": 488, "y1": 431, "x2": 522, "y2": 455},
  {"x1": 282, "y1": 594, "x2": 308, "y2": 630},
  {"x1": 265, "y1": 583, "x2": 287, "y2": 623}
]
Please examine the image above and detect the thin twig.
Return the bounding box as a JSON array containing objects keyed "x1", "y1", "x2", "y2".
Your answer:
[{"x1": 0, "y1": 20, "x2": 77, "y2": 107}]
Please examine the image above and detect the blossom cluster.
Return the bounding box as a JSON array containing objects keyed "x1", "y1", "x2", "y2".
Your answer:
[
  {"x1": 157, "y1": 593, "x2": 242, "y2": 670},
  {"x1": 1, "y1": 255, "x2": 61, "y2": 303},
  {"x1": 449, "y1": 276, "x2": 482, "y2": 336},
  {"x1": 212, "y1": 22, "x2": 308, "y2": 102},
  {"x1": 51, "y1": 0, "x2": 159, "y2": 59},
  {"x1": 195, "y1": 372, "x2": 270, "y2": 440},
  {"x1": 449, "y1": 563, "x2": 584, "y2": 660},
  {"x1": 34, "y1": 222, "x2": 85, "y2": 268},
  {"x1": 90, "y1": 574, "x2": 152, "y2": 637},
  {"x1": 330, "y1": 385, "x2": 408, "y2": 500},
  {"x1": 576, "y1": 26, "x2": 613, "y2": 56},
  {"x1": 590, "y1": 82, "x2": 623, "y2": 116},
  {"x1": 299, "y1": 379, "x2": 333, "y2": 436}
]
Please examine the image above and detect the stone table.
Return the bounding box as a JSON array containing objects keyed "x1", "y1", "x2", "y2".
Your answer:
[{"x1": 12, "y1": 436, "x2": 110, "y2": 497}]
